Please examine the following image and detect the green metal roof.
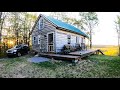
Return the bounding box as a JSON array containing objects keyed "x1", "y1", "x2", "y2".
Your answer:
[{"x1": 44, "y1": 15, "x2": 89, "y2": 38}]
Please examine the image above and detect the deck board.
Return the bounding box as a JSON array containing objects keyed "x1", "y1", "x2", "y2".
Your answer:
[
  {"x1": 69, "y1": 50, "x2": 95, "y2": 55},
  {"x1": 39, "y1": 53, "x2": 81, "y2": 61},
  {"x1": 39, "y1": 49, "x2": 104, "y2": 61},
  {"x1": 69, "y1": 49, "x2": 104, "y2": 58}
]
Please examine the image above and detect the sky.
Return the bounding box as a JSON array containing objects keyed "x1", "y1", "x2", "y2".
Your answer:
[{"x1": 36, "y1": 12, "x2": 119, "y2": 45}]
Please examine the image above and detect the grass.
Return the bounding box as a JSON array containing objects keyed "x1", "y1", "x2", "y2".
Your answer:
[
  {"x1": 0, "y1": 54, "x2": 120, "y2": 78},
  {"x1": 0, "y1": 52, "x2": 6, "y2": 58},
  {"x1": 87, "y1": 55, "x2": 120, "y2": 77}
]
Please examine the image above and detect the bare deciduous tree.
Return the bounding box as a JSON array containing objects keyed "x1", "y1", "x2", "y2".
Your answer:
[
  {"x1": 79, "y1": 12, "x2": 99, "y2": 49},
  {"x1": 115, "y1": 15, "x2": 120, "y2": 56}
]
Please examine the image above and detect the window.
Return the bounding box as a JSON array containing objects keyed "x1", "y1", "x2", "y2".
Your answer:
[
  {"x1": 14, "y1": 44, "x2": 22, "y2": 48},
  {"x1": 81, "y1": 37, "x2": 83, "y2": 43},
  {"x1": 39, "y1": 18, "x2": 44, "y2": 30},
  {"x1": 67, "y1": 35, "x2": 71, "y2": 44},
  {"x1": 23, "y1": 46, "x2": 28, "y2": 50},
  {"x1": 76, "y1": 36, "x2": 79, "y2": 44},
  {"x1": 38, "y1": 35, "x2": 41, "y2": 44},
  {"x1": 33, "y1": 36, "x2": 36, "y2": 44}
]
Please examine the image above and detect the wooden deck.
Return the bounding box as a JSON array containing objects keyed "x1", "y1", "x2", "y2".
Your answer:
[
  {"x1": 69, "y1": 49, "x2": 104, "y2": 58},
  {"x1": 39, "y1": 49, "x2": 104, "y2": 62},
  {"x1": 39, "y1": 53, "x2": 81, "y2": 61}
]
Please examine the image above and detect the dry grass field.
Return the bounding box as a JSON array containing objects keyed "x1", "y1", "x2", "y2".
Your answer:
[
  {"x1": 0, "y1": 45, "x2": 120, "y2": 78},
  {"x1": 92, "y1": 45, "x2": 118, "y2": 56}
]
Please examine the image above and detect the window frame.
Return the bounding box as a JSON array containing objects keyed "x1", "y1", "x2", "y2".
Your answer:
[
  {"x1": 39, "y1": 18, "x2": 44, "y2": 30},
  {"x1": 81, "y1": 37, "x2": 84, "y2": 43},
  {"x1": 38, "y1": 35, "x2": 41, "y2": 44},
  {"x1": 33, "y1": 36, "x2": 36, "y2": 44},
  {"x1": 76, "y1": 36, "x2": 79, "y2": 44},
  {"x1": 67, "y1": 35, "x2": 71, "y2": 44}
]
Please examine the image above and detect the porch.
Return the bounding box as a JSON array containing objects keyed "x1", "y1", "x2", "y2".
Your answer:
[{"x1": 39, "y1": 49, "x2": 104, "y2": 63}]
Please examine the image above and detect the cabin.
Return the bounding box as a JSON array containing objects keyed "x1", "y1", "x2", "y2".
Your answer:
[{"x1": 31, "y1": 14, "x2": 88, "y2": 54}]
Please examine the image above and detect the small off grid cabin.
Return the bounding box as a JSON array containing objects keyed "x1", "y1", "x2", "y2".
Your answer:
[{"x1": 31, "y1": 14, "x2": 88, "y2": 53}]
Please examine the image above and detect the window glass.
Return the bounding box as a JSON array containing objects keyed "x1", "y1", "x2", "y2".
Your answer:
[
  {"x1": 33, "y1": 36, "x2": 36, "y2": 44},
  {"x1": 39, "y1": 19, "x2": 44, "y2": 30},
  {"x1": 38, "y1": 35, "x2": 40, "y2": 44},
  {"x1": 67, "y1": 35, "x2": 71, "y2": 44}
]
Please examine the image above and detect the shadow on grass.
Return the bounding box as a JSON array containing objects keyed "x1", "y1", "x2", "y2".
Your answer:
[
  {"x1": 32, "y1": 60, "x2": 70, "y2": 70},
  {"x1": 105, "y1": 57, "x2": 120, "y2": 77},
  {"x1": 87, "y1": 55, "x2": 120, "y2": 77},
  {"x1": 33, "y1": 62, "x2": 57, "y2": 70}
]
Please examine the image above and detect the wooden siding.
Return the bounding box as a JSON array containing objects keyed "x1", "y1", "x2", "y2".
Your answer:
[
  {"x1": 71, "y1": 35, "x2": 76, "y2": 46},
  {"x1": 32, "y1": 15, "x2": 86, "y2": 53},
  {"x1": 79, "y1": 36, "x2": 82, "y2": 46},
  {"x1": 32, "y1": 16, "x2": 56, "y2": 52},
  {"x1": 56, "y1": 31, "x2": 68, "y2": 52},
  {"x1": 55, "y1": 29, "x2": 85, "y2": 53}
]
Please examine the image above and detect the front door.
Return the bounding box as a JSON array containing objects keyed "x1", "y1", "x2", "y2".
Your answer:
[{"x1": 47, "y1": 32, "x2": 54, "y2": 52}]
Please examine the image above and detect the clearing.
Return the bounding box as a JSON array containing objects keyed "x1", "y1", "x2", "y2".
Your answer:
[{"x1": 0, "y1": 54, "x2": 120, "y2": 78}]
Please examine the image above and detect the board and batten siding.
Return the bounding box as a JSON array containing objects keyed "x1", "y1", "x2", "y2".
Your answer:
[
  {"x1": 32, "y1": 15, "x2": 86, "y2": 53},
  {"x1": 71, "y1": 35, "x2": 76, "y2": 46},
  {"x1": 32, "y1": 16, "x2": 56, "y2": 52},
  {"x1": 55, "y1": 29, "x2": 85, "y2": 53},
  {"x1": 79, "y1": 37, "x2": 82, "y2": 46},
  {"x1": 55, "y1": 31, "x2": 68, "y2": 52}
]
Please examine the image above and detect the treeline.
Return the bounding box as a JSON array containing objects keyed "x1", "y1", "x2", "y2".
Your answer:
[
  {"x1": 0, "y1": 12, "x2": 99, "y2": 57},
  {"x1": 0, "y1": 12, "x2": 37, "y2": 56}
]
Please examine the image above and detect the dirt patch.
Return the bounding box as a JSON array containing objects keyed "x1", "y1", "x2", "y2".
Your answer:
[
  {"x1": 1, "y1": 73, "x2": 26, "y2": 78},
  {"x1": 0, "y1": 64, "x2": 4, "y2": 68},
  {"x1": 0, "y1": 58, "x2": 6, "y2": 61},
  {"x1": 16, "y1": 63, "x2": 27, "y2": 71},
  {"x1": 13, "y1": 73, "x2": 26, "y2": 78},
  {"x1": 18, "y1": 63, "x2": 27, "y2": 68}
]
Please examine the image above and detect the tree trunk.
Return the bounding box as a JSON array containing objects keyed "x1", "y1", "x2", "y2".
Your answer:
[
  {"x1": 118, "y1": 31, "x2": 120, "y2": 56},
  {"x1": 16, "y1": 29, "x2": 19, "y2": 45},
  {"x1": 118, "y1": 40, "x2": 120, "y2": 56},
  {"x1": 0, "y1": 12, "x2": 2, "y2": 53},
  {"x1": 118, "y1": 25, "x2": 120, "y2": 56},
  {"x1": 90, "y1": 35, "x2": 92, "y2": 49},
  {"x1": 28, "y1": 31, "x2": 30, "y2": 46},
  {"x1": 89, "y1": 24, "x2": 92, "y2": 49}
]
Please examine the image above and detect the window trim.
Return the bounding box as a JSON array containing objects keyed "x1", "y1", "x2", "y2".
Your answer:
[
  {"x1": 81, "y1": 37, "x2": 84, "y2": 43},
  {"x1": 39, "y1": 18, "x2": 44, "y2": 30},
  {"x1": 47, "y1": 32, "x2": 54, "y2": 52},
  {"x1": 38, "y1": 35, "x2": 41, "y2": 44},
  {"x1": 76, "y1": 36, "x2": 79, "y2": 44},
  {"x1": 67, "y1": 35, "x2": 71, "y2": 44},
  {"x1": 33, "y1": 36, "x2": 36, "y2": 44}
]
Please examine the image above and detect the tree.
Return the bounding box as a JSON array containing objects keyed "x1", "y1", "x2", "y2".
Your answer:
[
  {"x1": 50, "y1": 12, "x2": 74, "y2": 24},
  {"x1": 79, "y1": 12, "x2": 99, "y2": 49},
  {"x1": 6, "y1": 12, "x2": 37, "y2": 46},
  {"x1": 0, "y1": 12, "x2": 37, "y2": 56},
  {"x1": 20, "y1": 12, "x2": 37, "y2": 46},
  {"x1": 72, "y1": 18, "x2": 86, "y2": 30},
  {"x1": 9, "y1": 12, "x2": 22, "y2": 45},
  {"x1": 0, "y1": 12, "x2": 7, "y2": 53},
  {"x1": 49, "y1": 12, "x2": 85, "y2": 29},
  {"x1": 49, "y1": 12, "x2": 67, "y2": 21},
  {"x1": 0, "y1": 12, "x2": 7, "y2": 44},
  {"x1": 0, "y1": 12, "x2": 2, "y2": 44},
  {"x1": 115, "y1": 15, "x2": 120, "y2": 56}
]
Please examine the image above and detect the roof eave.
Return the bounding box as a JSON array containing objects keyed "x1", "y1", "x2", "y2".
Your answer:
[{"x1": 56, "y1": 27, "x2": 88, "y2": 38}]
